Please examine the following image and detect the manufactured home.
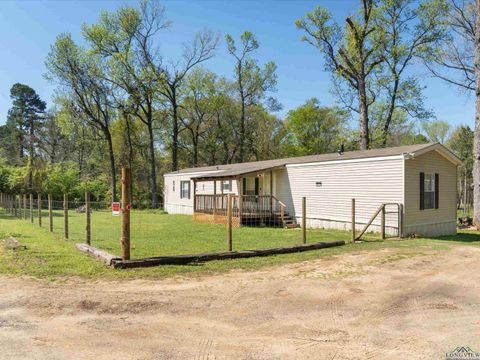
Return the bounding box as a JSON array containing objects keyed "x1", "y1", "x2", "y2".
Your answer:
[{"x1": 163, "y1": 143, "x2": 460, "y2": 237}]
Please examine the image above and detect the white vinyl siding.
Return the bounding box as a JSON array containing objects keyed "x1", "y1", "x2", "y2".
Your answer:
[
  {"x1": 276, "y1": 156, "x2": 404, "y2": 230},
  {"x1": 404, "y1": 151, "x2": 457, "y2": 236}
]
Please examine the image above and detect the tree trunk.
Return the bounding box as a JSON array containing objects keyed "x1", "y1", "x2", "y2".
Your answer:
[
  {"x1": 171, "y1": 89, "x2": 179, "y2": 172},
  {"x1": 238, "y1": 100, "x2": 245, "y2": 162},
  {"x1": 105, "y1": 130, "x2": 117, "y2": 204},
  {"x1": 28, "y1": 117, "x2": 34, "y2": 190},
  {"x1": 358, "y1": 80, "x2": 369, "y2": 150},
  {"x1": 147, "y1": 123, "x2": 158, "y2": 208},
  {"x1": 382, "y1": 79, "x2": 399, "y2": 147},
  {"x1": 474, "y1": 0, "x2": 480, "y2": 227}
]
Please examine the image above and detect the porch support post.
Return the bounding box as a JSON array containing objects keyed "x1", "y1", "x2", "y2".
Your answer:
[
  {"x1": 213, "y1": 180, "x2": 217, "y2": 216},
  {"x1": 270, "y1": 170, "x2": 273, "y2": 214},
  {"x1": 238, "y1": 177, "x2": 243, "y2": 225},
  {"x1": 193, "y1": 179, "x2": 197, "y2": 212}
]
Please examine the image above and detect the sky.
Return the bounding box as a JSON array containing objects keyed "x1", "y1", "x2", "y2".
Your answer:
[{"x1": 0, "y1": 0, "x2": 475, "y2": 129}]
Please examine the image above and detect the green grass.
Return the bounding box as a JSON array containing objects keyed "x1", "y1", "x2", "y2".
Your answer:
[{"x1": 1, "y1": 210, "x2": 479, "y2": 279}]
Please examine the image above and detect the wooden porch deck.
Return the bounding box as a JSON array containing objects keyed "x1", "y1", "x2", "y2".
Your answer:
[{"x1": 194, "y1": 194, "x2": 290, "y2": 227}]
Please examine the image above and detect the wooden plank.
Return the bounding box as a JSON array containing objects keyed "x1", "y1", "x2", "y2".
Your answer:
[
  {"x1": 75, "y1": 243, "x2": 121, "y2": 266},
  {"x1": 111, "y1": 240, "x2": 345, "y2": 269},
  {"x1": 227, "y1": 193, "x2": 233, "y2": 251}
]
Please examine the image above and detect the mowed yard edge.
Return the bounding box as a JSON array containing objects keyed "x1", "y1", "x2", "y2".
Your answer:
[{"x1": 1, "y1": 211, "x2": 480, "y2": 279}]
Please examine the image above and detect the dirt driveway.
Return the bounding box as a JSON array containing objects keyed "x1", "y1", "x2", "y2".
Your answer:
[{"x1": 1, "y1": 244, "x2": 480, "y2": 359}]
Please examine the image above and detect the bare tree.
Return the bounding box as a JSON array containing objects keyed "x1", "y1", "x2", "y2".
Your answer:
[{"x1": 423, "y1": 0, "x2": 480, "y2": 226}]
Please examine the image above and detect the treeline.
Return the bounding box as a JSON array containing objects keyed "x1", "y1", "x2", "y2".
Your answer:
[{"x1": 0, "y1": 0, "x2": 475, "y2": 210}]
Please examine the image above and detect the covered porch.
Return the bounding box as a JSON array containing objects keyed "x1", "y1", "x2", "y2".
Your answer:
[{"x1": 191, "y1": 167, "x2": 291, "y2": 228}]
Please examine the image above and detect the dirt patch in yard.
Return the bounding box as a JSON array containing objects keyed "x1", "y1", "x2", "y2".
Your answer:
[{"x1": 1, "y1": 244, "x2": 480, "y2": 359}]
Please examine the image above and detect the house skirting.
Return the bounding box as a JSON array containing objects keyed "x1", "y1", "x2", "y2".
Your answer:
[{"x1": 404, "y1": 220, "x2": 456, "y2": 237}]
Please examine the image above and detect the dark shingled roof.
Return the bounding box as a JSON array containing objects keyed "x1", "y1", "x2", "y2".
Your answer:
[{"x1": 164, "y1": 143, "x2": 458, "y2": 180}]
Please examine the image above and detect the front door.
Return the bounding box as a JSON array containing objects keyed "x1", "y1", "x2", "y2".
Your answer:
[{"x1": 243, "y1": 177, "x2": 259, "y2": 197}]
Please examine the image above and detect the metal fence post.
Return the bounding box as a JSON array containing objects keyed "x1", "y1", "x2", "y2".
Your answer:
[{"x1": 351, "y1": 198, "x2": 356, "y2": 242}]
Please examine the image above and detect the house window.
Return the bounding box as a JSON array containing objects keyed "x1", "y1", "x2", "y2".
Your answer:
[
  {"x1": 172, "y1": 181, "x2": 175, "y2": 192},
  {"x1": 180, "y1": 181, "x2": 190, "y2": 199},
  {"x1": 223, "y1": 180, "x2": 232, "y2": 192},
  {"x1": 420, "y1": 173, "x2": 439, "y2": 210}
]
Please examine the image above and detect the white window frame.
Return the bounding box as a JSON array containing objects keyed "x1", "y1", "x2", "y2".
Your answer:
[
  {"x1": 423, "y1": 173, "x2": 436, "y2": 210},
  {"x1": 222, "y1": 180, "x2": 232, "y2": 192},
  {"x1": 180, "y1": 180, "x2": 191, "y2": 199}
]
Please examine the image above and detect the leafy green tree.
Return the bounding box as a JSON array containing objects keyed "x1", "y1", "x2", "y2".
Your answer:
[
  {"x1": 44, "y1": 162, "x2": 79, "y2": 197},
  {"x1": 296, "y1": 0, "x2": 382, "y2": 150},
  {"x1": 282, "y1": 99, "x2": 348, "y2": 156},
  {"x1": 225, "y1": 31, "x2": 277, "y2": 162},
  {"x1": 421, "y1": 120, "x2": 452, "y2": 143},
  {"x1": 6, "y1": 83, "x2": 46, "y2": 189},
  {"x1": 46, "y1": 34, "x2": 117, "y2": 203},
  {"x1": 448, "y1": 125, "x2": 474, "y2": 213}
]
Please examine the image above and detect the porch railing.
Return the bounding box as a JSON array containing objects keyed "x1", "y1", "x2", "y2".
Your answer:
[{"x1": 195, "y1": 194, "x2": 286, "y2": 219}]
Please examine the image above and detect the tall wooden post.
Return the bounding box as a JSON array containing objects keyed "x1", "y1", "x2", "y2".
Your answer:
[
  {"x1": 351, "y1": 198, "x2": 356, "y2": 242},
  {"x1": 64, "y1": 193, "x2": 69, "y2": 239},
  {"x1": 85, "y1": 192, "x2": 91, "y2": 245},
  {"x1": 29, "y1": 194, "x2": 33, "y2": 223},
  {"x1": 13, "y1": 194, "x2": 17, "y2": 217},
  {"x1": 38, "y1": 194, "x2": 42, "y2": 227},
  {"x1": 399, "y1": 203, "x2": 404, "y2": 238},
  {"x1": 213, "y1": 180, "x2": 217, "y2": 217},
  {"x1": 227, "y1": 193, "x2": 232, "y2": 251},
  {"x1": 270, "y1": 170, "x2": 274, "y2": 214},
  {"x1": 380, "y1": 204, "x2": 385, "y2": 240},
  {"x1": 17, "y1": 195, "x2": 21, "y2": 218},
  {"x1": 302, "y1": 196, "x2": 307, "y2": 244},
  {"x1": 48, "y1": 194, "x2": 53, "y2": 232},
  {"x1": 121, "y1": 168, "x2": 131, "y2": 260},
  {"x1": 23, "y1": 194, "x2": 27, "y2": 220}
]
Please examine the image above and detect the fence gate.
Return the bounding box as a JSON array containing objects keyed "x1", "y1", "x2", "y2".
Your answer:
[{"x1": 355, "y1": 202, "x2": 403, "y2": 241}]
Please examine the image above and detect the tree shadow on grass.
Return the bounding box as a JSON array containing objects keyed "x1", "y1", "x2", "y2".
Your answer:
[{"x1": 434, "y1": 232, "x2": 480, "y2": 243}]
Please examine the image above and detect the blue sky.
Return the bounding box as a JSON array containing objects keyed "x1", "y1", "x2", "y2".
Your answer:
[{"x1": 0, "y1": 0, "x2": 475, "y2": 129}]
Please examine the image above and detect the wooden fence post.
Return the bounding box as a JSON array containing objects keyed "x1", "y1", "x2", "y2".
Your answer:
[
  {"x1": 48, "y1": 194, "x2": 53, "y2": 232},
  {"x1": 38, "y1": 194, "x2": 42, "y2": 227},
  {"x1": 85, "y1": 191, "x2": 91, "y2": 245},
  {"x1": 64, "y1": 193, "x2": 69, "y2": 239},
  {"x1": 399, "y1": 203, "x2": 404, "y2": 238},
  {"x1": 227, "y1": 193, "x2": 232, "y2": 251},
  {"x1": 121, "y1": 167, "x2": 131, "y2": 260},
  {"x1": 23, "y1": 194, "x2": 27, "y2": 220},
  {"x1": 380, "y1": 204, "x2": 385, "y2": 240},
  {"x1": 13, "y1": 194, "x2": 17, "y2": 217},
  {"x1": 351, "y1": 198, "x2": 356, "y2": 242},
  {"x1": 17, "y1": 195, "x2": 21, "y2": 218},
  {"x1": 302, "y1": 196, "x2": 307, "y2": 244},
  {"x1": 29, "y1": 194, "x2": 33, "y2": 223}
]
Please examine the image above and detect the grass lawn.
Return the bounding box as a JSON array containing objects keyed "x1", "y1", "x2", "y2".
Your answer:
[{"x1": 1, "y1": 209, "x2": 479, "y2": 279}]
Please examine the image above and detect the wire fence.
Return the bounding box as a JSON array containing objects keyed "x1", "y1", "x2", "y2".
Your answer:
[{"x1": 0, "y1": 192, "x2": 403, "y2": 261}]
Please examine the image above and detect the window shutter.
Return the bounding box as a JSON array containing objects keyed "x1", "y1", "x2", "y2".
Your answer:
[
  {"x1": 255, "y1": 177, "x2": 259, "y2": 195},
  {"x1": 419, "y1": 172, "x2": 425, "y2": 210},
  {"x1": 242, "y1": 178, "x2": 246, "y2": 195},
  {"x1": 435, "y1": 173, "x2": 439, "y2": 209}
]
